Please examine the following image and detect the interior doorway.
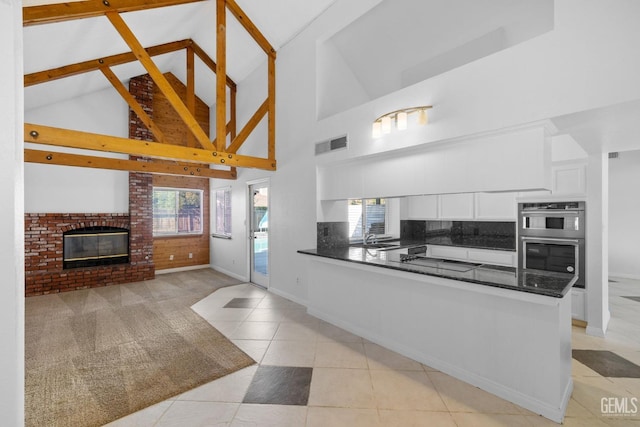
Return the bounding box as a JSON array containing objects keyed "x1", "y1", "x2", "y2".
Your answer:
[{"x1": 249, "y1": 181, "x2": 269, "y2": 288}]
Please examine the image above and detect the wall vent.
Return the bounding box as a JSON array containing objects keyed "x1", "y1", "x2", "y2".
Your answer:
[
  {"x1": 608, "y1": 152, "x2": 619, "y2": 159},
  {"x1": 315, "y1": 134, "x2": 348, "y2": 155}
]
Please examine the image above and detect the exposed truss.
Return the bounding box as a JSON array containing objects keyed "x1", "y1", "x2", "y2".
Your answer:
[{"x1": 23, "y1": 0, "x2": 276, "y2": 179}]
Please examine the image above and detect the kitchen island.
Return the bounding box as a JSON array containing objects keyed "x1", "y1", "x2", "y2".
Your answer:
[{"x1": 298, "y1": 246, "x2": 575, "y2": 423}]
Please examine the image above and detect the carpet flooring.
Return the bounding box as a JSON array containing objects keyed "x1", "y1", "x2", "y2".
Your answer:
[{"x1": 25, "y1": 269, "x2": 256, "y2": 427}]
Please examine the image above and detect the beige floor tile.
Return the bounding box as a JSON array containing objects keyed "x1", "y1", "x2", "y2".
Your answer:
[
  {"x1": 378, "y1": 409, "x2": 457, "y2": 426},
  {"x1": 280, "y1": 307, "x2": 321, "y2": 324},
  {"x1": 370, "y1": 369, "x2": 448, "y2": 411},
  {"x1": 261, "y1": 340, "x2": 317, "y2": 367},
  {"x1": 245, "y1": 308, "x2": 286, "y2": 322},
  {"x1": 156, "y1": 401, "x2": 239, "y2": 427},
  {"x1": 256, "y1": 295, "x2": 301, "y2": 309},
  {"x1": 571, "y1": 376, "x2": 638, "y2": 419},
  {"x1": 560, "y1": 416, "x2": 611, "y2": 426},
  {"x1": 307, "y1": 407, "x2": 381, "y2": 427},
  {"x1": 451, "y1": 412, "x2": 535, "y2": 427},
  {"x1": 364, "y1": 342, "x2": 423, "y2": 371},
  {"x1": 523, "y1": 414, "x2": 560, "y2": 426},
  {"x1": 230, "y1": 404, "x2": 307, "y2": 427},
  {"x1": 176, "y1": 365, "x2": 258, "y2": 403},
  {"x1": 314, "y1": 341, "x2": 369, "y2": 369},
  {"x1": 104, "y1": 400, "x2": 172, "y2": 426},
  {"x1": 229, "y1": 321, "x2": 279, "y2": 340},
  {"x1": 272, "y1": 322, "x2": 318, "y2": 341},
  {"x1": 231, "y1": 339, "x2": 270, "y2": 364},
  {"x1": 313, "y1": 321, "x2": 363, "y2": 343},
  {"x1": 201, "y1": 308, "x2": 253, "y2": 322},
  {"x1": 572, "y1": 358, "x2": 603, "y2": 377},
  {"x1": 205, "y1": 320, "x2": 242, "y2": 338},
  {"x1": 427, "y1": 371, "x2": 521, "y2": 414},
  {"x1": 308, "y1": 367, "x2": 376, "y2": 409}
]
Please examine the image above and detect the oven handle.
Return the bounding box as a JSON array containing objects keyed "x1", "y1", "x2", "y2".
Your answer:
[
  {"x1": 521, "y1": 236, "x2": 581, "y2": 243},
  {"x1": 521, "y1": 211, "x2": 581, "y2": 215}
]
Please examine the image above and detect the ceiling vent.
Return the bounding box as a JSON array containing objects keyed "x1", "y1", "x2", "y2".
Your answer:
[
  {"x1": 609, "y1": 152, "x2": 619, "y2": 159},
  {"x1": 315, "y1": 134, "x2": 348, "y2": 155}
]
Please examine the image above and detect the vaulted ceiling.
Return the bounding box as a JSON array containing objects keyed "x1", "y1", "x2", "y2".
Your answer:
[{"x1": 23, "y1": 0, "x2": 337, "y2": 110}]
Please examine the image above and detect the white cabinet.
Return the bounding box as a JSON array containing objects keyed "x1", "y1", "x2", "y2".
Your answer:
[
  {"x1": 571, "y1": 288, "x2": 586, "y2": 321},
  {"x1": 552, "y1": 161, "x2": 586, "y2": 195},
  {"x1": 428, "y1": 245, "x2": 516, "y2": 267},
  {"x1": 467, "y1": 249, "x2": 516, "y2": 267},
  {"x1": 429, "y1": 245, "x2": 468, "y2": 261},
  {"x1": 407, "y1": 195, "x2": 438, "y2": 219},
  {"x1": 407, "y1": 192, "x2": 518, "y2": 221},
  {"x1": 474, "y1": 192, "x2": 518, "y2": 220},
  {"x1": 438, "y1": 193, "x2": 475, "y2": 219}
]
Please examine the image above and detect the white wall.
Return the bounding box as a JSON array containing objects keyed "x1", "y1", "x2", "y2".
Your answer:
[
  {"x1": 0, "y1": 0, "x2": 24, "y2": 424},
  {"x1": 24, "y1": 87, "x2": 130, "y2": 213},
  {"x1": 609, "y1": 150, "x2": 640, "y2": 279}
]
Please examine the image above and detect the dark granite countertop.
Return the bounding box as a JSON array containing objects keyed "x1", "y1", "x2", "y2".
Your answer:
[{"x1": 298, "y1": 246, "x2": 576, "y2": 298}]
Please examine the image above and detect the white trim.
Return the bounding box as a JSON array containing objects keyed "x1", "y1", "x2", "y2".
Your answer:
[
  {"x1": 269, "y1": 286, "x2": 308, "y2": 307},
  {"x1": 609, "y1": 273, "x2": 640, "y2": 281},
  {"x1": 248, "y1": 179, "x2": 270, "y2": 289},
  {"x1": 155, "y1": 264, "x2": 210, "y2": 274},
  {"x1": 210, "y1": 265, "x2": 249, "y2": 282}
]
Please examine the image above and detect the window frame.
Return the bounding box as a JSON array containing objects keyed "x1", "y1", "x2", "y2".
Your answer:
[
  {"x1": 152, "y1": 187, "x2": 204, "y2": 237},
  {"x1": 212, "y1": 186, "x2": 232, "y2": 239},
  {"x1": 348, "y1": 198, "x2": 389, "y2": 242}
]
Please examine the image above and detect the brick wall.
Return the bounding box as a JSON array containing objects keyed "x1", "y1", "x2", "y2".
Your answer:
[
  {"x1": 23, "y1": 74, "x2": 157, "y2": 297},
  {"x1": 24, "y1": 214, "x2": 153, "y2": 296}
]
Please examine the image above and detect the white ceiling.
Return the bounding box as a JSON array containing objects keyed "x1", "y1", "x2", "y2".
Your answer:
[
  {"x1": 23, "y1": 0, "x2": 337, "y2": 110},
  {"x1": 327, "y1": 0, "x2": 554, "y2": 101}
]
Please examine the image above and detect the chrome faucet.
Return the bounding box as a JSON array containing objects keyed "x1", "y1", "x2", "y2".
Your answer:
[{"x1": 364, "y1": 233, "x2": 377, "y2": 245}]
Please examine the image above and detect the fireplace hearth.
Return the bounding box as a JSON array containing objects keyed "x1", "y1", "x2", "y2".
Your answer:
[{"x1": 63, "y1": 226, "x2": 129, "y2": 269}]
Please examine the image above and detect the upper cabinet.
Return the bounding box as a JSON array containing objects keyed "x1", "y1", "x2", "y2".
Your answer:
[
  {"x1": 407, "y1": 195, "x2": 438, "y2": 219},
  {"x1": 474, "y1": 192, "x2": 518, "y2": 220},
  {"x1": 552, "y1": 161, "x2": 586, "y2": 195},
  {"x1": 407, "y1": 192, "x2": 518, "y2": 221},
  {"x1": 438, "y1": 193, "x2": 475, "y2": 219}
]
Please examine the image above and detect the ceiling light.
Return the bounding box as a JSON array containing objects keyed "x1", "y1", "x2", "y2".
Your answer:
[{"x1": 372, "y1": 105, "x2": 432, "y2": 138}]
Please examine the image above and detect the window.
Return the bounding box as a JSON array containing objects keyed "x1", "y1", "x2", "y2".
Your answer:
[
  {"x1": 152, "y1": 188, "x2": 203, "y2": 236},
  {"x1": 348, "y1": 198, "x2": 387, "y2": 240},
  {"x1": 213, "y1": 187, "x2": 232, "y2": 238}
]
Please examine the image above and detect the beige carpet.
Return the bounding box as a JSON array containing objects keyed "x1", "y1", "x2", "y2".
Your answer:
[{"x1": 25, "y1": 269, "x2": 256, "y2": 427}]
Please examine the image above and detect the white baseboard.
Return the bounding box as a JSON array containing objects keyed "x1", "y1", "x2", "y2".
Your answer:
[
  {"x1": 268, "y1": 287, "x2": 308, "y2": 307},
  {"x1": 210, "y1": 265, "x2": 249, "y2": 282},
  {"x1": 155, "y1": 264, "x2": 210, "y2": 274},
  {"x1": 609, "y1": 273, "x2": 640, "y2": 281}
]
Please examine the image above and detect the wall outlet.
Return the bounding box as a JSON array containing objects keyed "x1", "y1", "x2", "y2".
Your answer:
[
  {"x1": 296, "y1": 277, "x2": 300, "y2": 285},
  {"x1": 188, "y1": 253, "x2": 193, "y2": 259},
  {"x1": 169, "y1": 255, "x2": 174, "y2": 260}
]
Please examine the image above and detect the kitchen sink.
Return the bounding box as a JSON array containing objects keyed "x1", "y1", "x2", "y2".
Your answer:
[{"x1": 350, "y1": 242, "x2": 401, "y2": 249}]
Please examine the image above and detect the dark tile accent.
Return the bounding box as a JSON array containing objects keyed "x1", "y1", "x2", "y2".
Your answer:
[
  {"x1": 243, "y1": 366, "x2": 313, "y2": 405},
  {"x1": 223, "y1": 298, "x2": 263, "y2": 309},
  {"x1": 573, "y1": 350, "x2": 640, "y2": 378},
  {"x1": 622, "y1": 296, "x2": 640, "y2": 303},
  {"x1": 317, "y1": 222, "x2": 349, "y2": 249},
  {"x1": 400, "y1": 220, "x2": 426, "y2": 240}
]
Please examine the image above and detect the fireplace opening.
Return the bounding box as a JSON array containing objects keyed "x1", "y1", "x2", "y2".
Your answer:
[{"x1": 63, "y1": 226, "x2": 129, "y2": 269}]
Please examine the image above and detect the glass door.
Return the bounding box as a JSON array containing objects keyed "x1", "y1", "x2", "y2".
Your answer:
[{"x1": 250, "y1": 182, "x2": 269, "y2": 288}]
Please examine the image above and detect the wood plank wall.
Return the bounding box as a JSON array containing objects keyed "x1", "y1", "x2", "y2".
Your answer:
[{"x1": 151, "y1": 73, "x2": 210, "y2": 271}]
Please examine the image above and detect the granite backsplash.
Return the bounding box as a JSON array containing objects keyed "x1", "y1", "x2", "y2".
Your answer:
[
  {"x1": 317, "y1": 222, "x2": 349, "y2": 249},
  {"x1": 401, "y1": 220, "x2": 516, "y2": 251}
]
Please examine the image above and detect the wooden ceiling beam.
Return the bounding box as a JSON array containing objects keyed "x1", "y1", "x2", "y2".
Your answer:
[
  {"x1": 106, "y1": 11, "x2": 215, "y2": 152},
  {"x1": 25, "y1": 149, "x2": 237, "y2": 179},
  {"x1": 216, "y1": 0, "x2": 227, "y2": 153},
  {"x1": 25, "y1": 123, "x2": 277, "y2": 170},
  {"x1": 23, "y1": 0, "x2": 206, "y2": 26},
  {"x1": 226, "y1": 0, "x2": 275, "y2": 58},
  {"x1": 24, "y1": 39, "x2": 192, "y2": 87},
  {"x1": 100, "y1": 66, "x2": 167, "y2": 144},
  {"x1": 227, "y1": 99, "x2": 267, "y2": 154},
  {"x1": 190, "y1": 41, "x2": 236, "y2": 89}
]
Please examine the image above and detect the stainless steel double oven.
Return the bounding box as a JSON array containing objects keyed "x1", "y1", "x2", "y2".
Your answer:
[{"x1": 518, "y1": 201, "x2": 585, "y2": 288}]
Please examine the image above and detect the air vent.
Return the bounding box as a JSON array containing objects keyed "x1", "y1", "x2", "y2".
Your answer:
[
  {"x1": 609, "y1": 152, "x2": 619, "y2": 159},
  {"x1": 315, "y1": 134, "x2": 348, "y2": 155}
]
